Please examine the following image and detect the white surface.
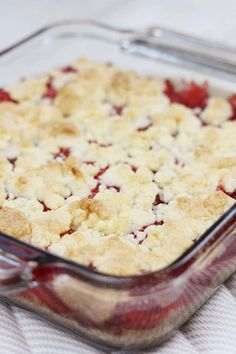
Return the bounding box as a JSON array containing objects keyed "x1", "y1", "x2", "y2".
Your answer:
[
  {"x1": 0, "y1": 1, "x2": 236, "y2": 353},
  {"x1": 1, "y1": 0, "x2": 236, "y2": 51}
]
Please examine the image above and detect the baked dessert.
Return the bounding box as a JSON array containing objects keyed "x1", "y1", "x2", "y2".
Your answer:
[{"x1": 0, "y1": 59, "x2": 235, "y2": 276}]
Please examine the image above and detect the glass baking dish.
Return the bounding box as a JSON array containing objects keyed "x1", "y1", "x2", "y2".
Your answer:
[{"x1": 0, "y1": 20, "x2": 235, "y2": 351}]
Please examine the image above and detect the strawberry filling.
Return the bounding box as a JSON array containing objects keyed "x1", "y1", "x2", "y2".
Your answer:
[
  {"x1": 43, "y1": 80, "x2": 58, "y2": 99},
  {"x1": 152, "y1": 193, "x2": 165, "y2": 207},
  {"x1": 94, "y1": 166, "x2": 109, "y2": 180},
  {"x1": 228, "y1": 94, "x2": 236, "y2": 120},
  {"x1": 106, "y1": 185, "x2": 120, "y2": 192},
  {"x1": 0, "y1": 89, "x2": 18, "y2": 103},
  {"x1": 39, "y1": 201, "x2": 51, "y2": 212},
  {"x1": 88, "y1": 167, "x2": 109, "y2": 199},
  {"x1": 88, "y1": 139, "x2": 97, "y2": 144},
  {"x1": 175, "y1": 158, "x2": 185, "y2": 167},
  {"x1": 137, "y1": 122, "x2": 153, "y2": 132},
  {"x1": 112, "y1": 105, "x2": 124, "y2": 115},
  {"x1": 172, "y1": 131, "x2": 179, "y2": 138},
  {"x1": 88, "y1": 166, "x2": 121, "y2": 198},
  {"x1": 88, "y1": 262, "x2": 97, "y2": 270},
  {"x1": 60, "y1": 228, "x2": 75, "y2": 238},
  {"x1": 164, "y1": 80, "x2": 208, "y2": 109},
  {"x1": 64, "y1": 192, "x2": 73, "y2": 201},
  {"x1": 8, "y1": 157, "x2": 17, "y2": 168},
  {"x1": 6, "y1": 194, "x2": 17, "y2": 201},
  {"x1": 83, "y1": 161, "x2": 95, "y2": 166},
  {"x1": 131, "y1": 165, "x2": 137, "y2": 173},
  {"x1": 88, "y1": 183, "x2": 120, "y2": 199},
  {"x1": 107, "y1": 300, "x2": 173, "y2": 330},
  {"x1": 88, "y1": 183, "x2": 100, "y2": 199},
  {"x1": 131, "y1": 220, "x2": 164, "y2": 244},
  {"x1": 118, "y1": 161, "x2": 137, "y2": 173},
  {"x1": 61, "y1": 66, "x2": 77, "y2": 73},
  {"x1": 88, "y1": 140, "x2": 112, "y2": 148},
  {"x1": 217, "y1": 185, "x2": 236, "y2": 199},
  {"x1": 54, "y1": 147, "x2": 71, "y2": 160}
]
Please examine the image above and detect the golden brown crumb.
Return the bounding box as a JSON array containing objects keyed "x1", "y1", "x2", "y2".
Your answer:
[{"x1": 0, "y1": 207, "x2": 31, "y2": 240}]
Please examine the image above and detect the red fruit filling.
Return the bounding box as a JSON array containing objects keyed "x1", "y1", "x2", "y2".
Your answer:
[
  {"x1": 131, "y1": 220, "x2": 164, "y2": 244},
  {"x1": 119, "y1": 161, "x2": 137, "y2": 173},
  {"x1": 106, "y1": 185, "x2": 120, "y2": 192},
  {"x1": 64, "y1": 192, "x2": 72, "y2": 201},
  {"x1": 94, "y1": 166, "x2": 109, "y2": 180},
  {"x1": 217, "y1": 185, "x2": 236, "y2": 199},
  {"x1": 164, "y1": 80, "x2": 208, "y2": 109},
  {"x1": 152, "y1": 193, "x2": 167, "y2": 213},
  {"x1": 88, "y1": 262, "x2": 97, "y2": 270},
  {"x1": 88, "y1": 183, "x2": 120, "y2": 199},
  {"x1": 8, "y1": 157, "x2": 17, "y2": 168},
  {"x1": 88, "y1": 166, "x2": 110, "y2": 198},
  {"x1": 6, "y1": 194, "x2": 17, "y2": 201},
  {"x1": 228, "y1": 94, "x2": 236, "y2": 120},
  {"x1": 112, "y1": 105, "x2": 123, "y2": 115},
  {"x1": 88, "y1": 140, "x2": 112, "y2": 148},
  {"x1": 39, "y1": 201, "x2": 51, "y2": 212},
  {"x1": 131, "y1": 165, "x2": 137, "y2": 173},
  {"x1": 152, "y1": 194, "x2": 164, "y2": 207},
  {"x1": 0, "y1": 89, "x2": 18, "y2": 103},
  {"x1": 88, "y1": 164, "x2": 119, "y2": 198},
  {"x1": 172, "y1": 131, "x2": 179, "y2": 138},
  {"x1": 88, "y1": 183, "x2": 100, "y2": 199},
  {"x1": 83, "y1": 161, "x2": 95, "y2": 165},
  {"x1": 175, "y1": 158, "x2": 185, "y2": 167},
  {"x1": 108, "y1": 302, "x2": 170, "y2": 330},
  {"x1": 61, "y1": 66, "x2": 77, "y2": 73},
  {"x1": 88, "y1": 139, "x2": 97, "y2": 144},
  {"x1": 43, "y1": 80, "x2": 58, "y2": 99},
  {"x1": 54, "y1": 147, "x2": 71, "y2": 160},
  {"x1": 137, "y1": 122, "x2": 153, "y2": 132},
  {"x1": 60, "y1": 228, "x2": 75, "y2": 238}
]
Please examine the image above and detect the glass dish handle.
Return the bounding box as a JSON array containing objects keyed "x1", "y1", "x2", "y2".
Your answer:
[
  {"x1": 0, "y1": 253, "x2": 36, "y2": 295},
  {"x1": 121, "y1": 26, "x2": 236, "y2": 77}
]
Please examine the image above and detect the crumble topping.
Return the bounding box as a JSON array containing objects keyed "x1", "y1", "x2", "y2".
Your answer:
[{"x1": 0, "y1": 58, "x2": 235, "y2": 275}]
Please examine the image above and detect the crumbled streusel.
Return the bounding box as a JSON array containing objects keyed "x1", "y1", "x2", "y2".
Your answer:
[{"x1": 0, "y1": 59, "x2": 235, "y2": 275}]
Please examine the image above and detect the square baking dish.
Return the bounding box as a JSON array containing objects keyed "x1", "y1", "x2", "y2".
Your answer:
[{"x1": 0, "y1": 20, "x2": 235, "y2": 351}]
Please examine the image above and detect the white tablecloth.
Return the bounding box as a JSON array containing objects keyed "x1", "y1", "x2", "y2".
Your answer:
[{"x1": 0, "y1": 1, "x2": 236, "y2": 353}]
